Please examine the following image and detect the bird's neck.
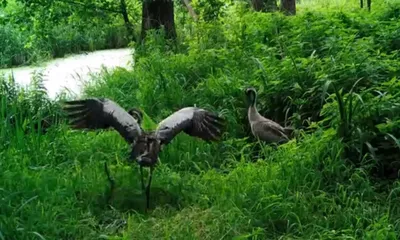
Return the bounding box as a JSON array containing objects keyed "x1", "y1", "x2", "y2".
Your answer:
[{"x1": 248, "y1": 104, "x2": 260, "y2": 122}]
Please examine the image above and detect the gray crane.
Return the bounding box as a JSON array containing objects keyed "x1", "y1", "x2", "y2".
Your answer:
[
  {"x1": 245, "y1": 87, "x2": 293, "y2": 144},
  {"x1": 62, "y1": 98, "x2": 225, "y2": 210}
]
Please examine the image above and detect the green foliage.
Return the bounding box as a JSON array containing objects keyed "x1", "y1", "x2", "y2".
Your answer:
[
  {"x1": 191, "y1": 0, "x2": 226, "y2": 21},
  {"x1": 0, "y1": 0, "x2": 139, "y2": 68},
  {"x1": 0, "y1": 23, "x2": 29, "y2": 67},
  {"x1": 1, "y1": 0, "x2": 400, "y2": 239},
  {"x1": 0, "y1": 73, "x2": 64, "y2": 143}
]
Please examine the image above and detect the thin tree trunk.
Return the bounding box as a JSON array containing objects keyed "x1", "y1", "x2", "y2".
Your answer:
[
  {"x1": 140, "y1": 0, "x2": 177, "y2": 41},
  {"x1": 251, "y1": 0, "x2": 264, "y2": 11},
  {"x1": 280, "y1": 0, "x2": 296, "y2": 15},
  {"x1": 182, "y1": 0, "x2": 198, "y2": 21},
  {"x1": 367, "y1": 0, "x2": 371, "y2": 11},
  {"x1": 266, "y1": 0, "x2": 277, "y2": 11},
  {"x1": 120, "y1": 0, "x2": 135, "y2": 41},
  {"x1": 251, "y1": 0, "x2": 277, "y2": 12},
  {"x1": 360, "y1": 0, "x2": 364, "y2": 8}
]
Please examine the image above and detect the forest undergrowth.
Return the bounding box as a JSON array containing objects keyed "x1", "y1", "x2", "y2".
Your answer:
[
  {"x1": 1, "y1": 0, "x2": 400, "y2": 239},
  {"x1": 0, "y1": 0, "x2": 142, "y2": 68}
]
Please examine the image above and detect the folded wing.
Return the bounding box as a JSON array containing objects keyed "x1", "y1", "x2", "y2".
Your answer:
[
  {"x1": 155, "y1": 107, "x2": 225, "y2": 145},
  {"x1": 62, "y1": 98, "x2": 142, "y2": 144},
  {"x1": 252, "y1": 120, "x2": 289, "y2": 143}
]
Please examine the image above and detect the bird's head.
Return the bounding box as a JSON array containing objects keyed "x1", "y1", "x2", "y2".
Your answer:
[
  {"x1": 128, "y1": 107, "x2": 143, "y2": 125},
  {"x1": 129, "y1": 131, "x2": 162, "y2": 167},
  {"x1": 245, "y1": 87, "x2": 257, "y2": 106}
]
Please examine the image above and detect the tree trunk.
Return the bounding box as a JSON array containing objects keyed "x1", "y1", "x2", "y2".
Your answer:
[
  {"x1": 251, "y1": 0, "x2": 277, "y2": 12},
  {"x1": 140, "y1": 0, "x2": 177, "y2": 41},
  {"x1": 266, "y1": 0, "x2": 277, "y2": 11},
  {"x1": 280, "y1": 0, "x2": 296, "y2": 15},
  {"x1": 360, "y1": 0, "x2": 364, "y2": 8},
  {"x1": 251, "y1": 0, "x2": 264, "y2": 11},
  {"x1": 120, "y1": 0, "x2": 135, "y2": 41},
  {"x1": 182, "y1": 0, "x2": 198, "y2": 21},
  {"x1": 367, "y1": 0, "x2": 371, "y2": 11}
]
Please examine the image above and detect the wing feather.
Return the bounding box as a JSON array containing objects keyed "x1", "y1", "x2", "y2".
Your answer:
[
  {"x1": 252, "y1": 120, "x2": 289, "y2": 143},
  {"x1": 62, "y1": 98, "x2": 142, "y2": 144},
  {"x1": 155, "y1": 107, "x2": 225, "y2": 145}
]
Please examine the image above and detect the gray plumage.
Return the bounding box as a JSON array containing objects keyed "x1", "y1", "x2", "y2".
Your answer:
[
  {"x1": 63, "y1": 99, "x2": 225, "y2": 153},
  {"x1": 245, "y1": 87, "x2": 292, "y2": 144},
  {"x1": 63, "y1": 98, "x2": 142, "y2": 144},
  {"x1": 156, "y1": 107, "x2": 224, "y2": 145},
  {"x1": 62, "y1": 97, "x2": 225, "y2": 210}
]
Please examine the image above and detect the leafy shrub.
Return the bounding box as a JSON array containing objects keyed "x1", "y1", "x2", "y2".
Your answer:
[
  {"x1": 0, "y1": 24, "x2": 29, "y2": 67},
  {"x1": 0, "y1": 1, "x2": 136, "y2": 68}
]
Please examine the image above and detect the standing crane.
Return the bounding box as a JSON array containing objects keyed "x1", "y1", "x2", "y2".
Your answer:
[
  {"x1": 245, "y1": 87, "x2": 294, "y2": 144},
  {"x1": 62, "y1": 98, "x2": 225, "y2": 210}
]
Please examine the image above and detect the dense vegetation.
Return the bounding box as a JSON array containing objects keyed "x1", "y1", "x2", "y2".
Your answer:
[
  {"x1": 0, "y1": 0, "x2": 141, "y2": 68},
  {"x1": 1, "y1": 0, "x2": 400, "y2": 239}
]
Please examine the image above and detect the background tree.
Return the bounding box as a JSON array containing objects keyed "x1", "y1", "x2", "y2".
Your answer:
[
  {"x1": 360, "y1": 0, "x2": 372, "y2": 11},
  {"x1": 119, "y1": 0, "x2": 135, "y2": 41},
  {"x1": 12, "y1": 0, "x2": 136, "y2": 39},
  {"x1": 280, "y1": 0, "x2": 295, "y2": 15},
  {"x1": 140, "y1": 0, "x2": 176, "y2": 41},
  {"x1": 191, "y1": 0, "x2": 224, "y2": 22},
  {"x1": 251, "y1": 0, "x2": 277, "y2": 12},
  {"x1": 182, "y1": 0, "x2": 198, "y2": 21},
  {"x1": 0, "y1": 0, "x2": 139, "y2": 67}
]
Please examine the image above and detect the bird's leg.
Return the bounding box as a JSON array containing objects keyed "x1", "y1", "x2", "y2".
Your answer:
[
  {"x1": 145, "y1": 166, "x2": 154, "y2": 211},
  {"x1": 104, "y1": 162, "x2": 115, "y2": 204}
]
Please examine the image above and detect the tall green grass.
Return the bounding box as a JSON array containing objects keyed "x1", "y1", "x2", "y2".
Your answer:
[{"x1": 1, "y1": 1, "x2": 400, "y2": 239}]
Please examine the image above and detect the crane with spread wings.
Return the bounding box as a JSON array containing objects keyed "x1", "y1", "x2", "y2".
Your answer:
[{"x1": 62, "y1": 98, "x2": 225, "y2": 210}]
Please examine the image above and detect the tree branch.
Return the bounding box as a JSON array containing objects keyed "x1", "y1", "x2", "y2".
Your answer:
[{"x1": 181, "y1": 0, "x2": 198, "y2": 21}]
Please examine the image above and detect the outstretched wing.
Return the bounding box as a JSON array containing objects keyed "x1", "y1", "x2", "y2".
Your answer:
[
  {"x1": 62, "y1": 98, "x2": 142, "y2": 144},
  {"x1": 155, "y1": 107, "x2": 225, "y2": 145}
]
